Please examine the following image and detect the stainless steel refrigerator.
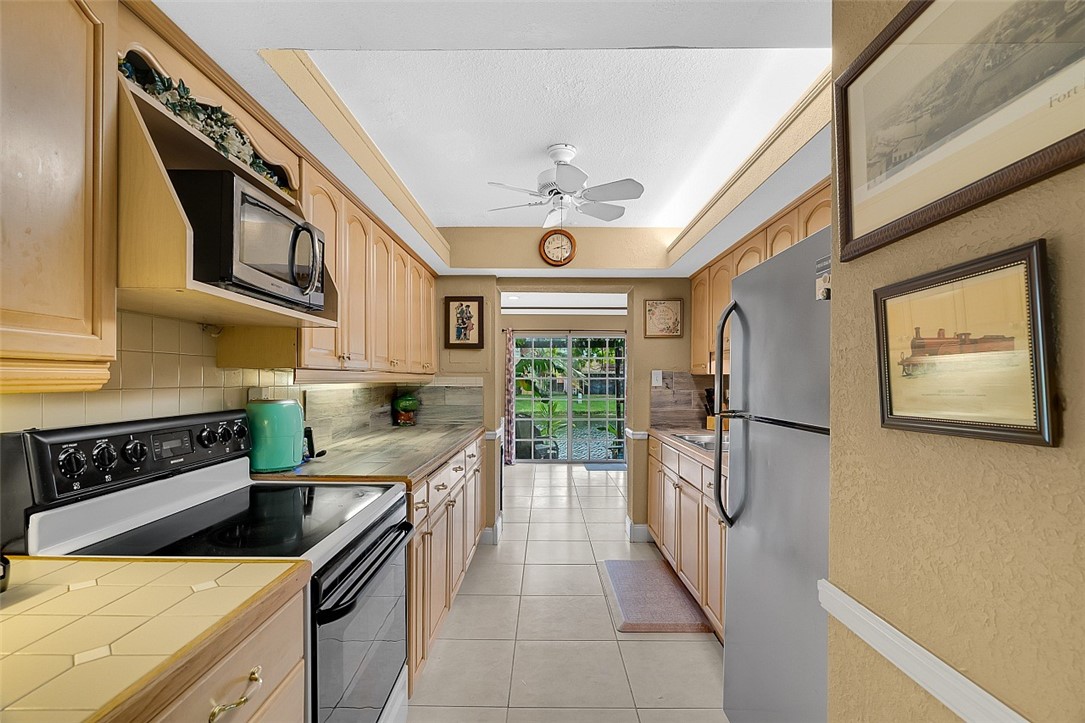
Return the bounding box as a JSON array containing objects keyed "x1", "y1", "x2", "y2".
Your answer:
[{"x1": 712, "y1": 227, "x2": 831, "y2": 723}]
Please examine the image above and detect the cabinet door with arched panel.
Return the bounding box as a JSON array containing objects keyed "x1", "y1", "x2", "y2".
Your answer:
[
  {"x1": 798, "y1": 184, "x2": 832, "y2": 240},
  {"x1": 690, "y1": 269, "x2": 711, "y2": 374},
  {"x1": 299, "y1": 162, "x2": 342, "y2": 369},
  {"x1": 767, "y1": 209, "x2": 799, "y2": 258},
  {"x1": 733, "y1": 230, "x2": 768, "y2": 277}
]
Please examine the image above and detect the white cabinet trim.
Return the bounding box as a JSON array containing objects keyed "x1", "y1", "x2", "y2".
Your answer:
[{"x1": 817, "y1": 579, "x2": 1027, "y2": 723}]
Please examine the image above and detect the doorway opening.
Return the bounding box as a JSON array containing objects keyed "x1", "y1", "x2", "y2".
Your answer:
[{"x1": 512, "y1": 334, "x2": 626, "y2": 462}]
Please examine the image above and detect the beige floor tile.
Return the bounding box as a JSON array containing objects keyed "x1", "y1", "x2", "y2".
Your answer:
[
  {"x1": 574, "y1": 486, "x2": 626, "y2": 496},
  {"x1": 509, "y1": 641, "x2": 633, "y2": 708},
  {"x1": 0, "y1": 655, "x2": 72, "y2": 708},
  {"x1": 110, "y1": 615, "x2": 220, "y2": 655},
  {"x1": 620, "y1": 640, "x2": 724, "y2": 708},
  {"x1": 521, "y1": 566, "x2": 603, "y2": 596},
  {"x1": 527, "y1": 523, "x2": 589, "y2": 541},
  {"x1": 498, "y1": 524, "x2": 529, "y2": 541},
  {"x1": 0, "y1": 616, "x2": 79, "y2": 655},
  {"x1": 472, "y1": 541, "x2": 528, "y2": 566},
  {"x1": 504, "y1": 496, "x2": 533, "y2": 509},
  {"x1": 11, "y1": 655, "x2": 165, "y2": 711},
  {"x1": 525, "y1": 541, "x2": 596, "y2": 565},
  {"x1": 408, "y1": 707, "x2": 508, "y2": 723},
  {"x1": 439, "y1": 595, "x2": 520, "y2": 640},
  {"x1": 409, "y1": 639, "x2": 515, "y2": 707},
  {"x1": 529, "y1": 509, "x2": 584, "y2": 523},
  {"x1": 586, "y1": 523, "x2": 629, "y2": 541},
  {"x1": 503, "y1": 479, "x2": 535, "y2": 488},
  {"x1": 529, "y1": 487, "x2": 574, "y2": 496},
  {"x1": 529, "y1": 497, "x2": 580, "y2": 510},
  {"x1": 577, "y1": 496, "x2": 628, "y2": 509},
  {"x1": 502, "y1": 509, "x2": 531, "y2": 523},
  {"x1": 506, "y1": 710, "x2": 637, "y2": 723},
  {"x1": 580, "y1": 509, "x2": 628, "y2": 523},
  {"x1": 636, "y1": 709, "x2": 728, "y2": 722},
  {"x1": 459, "y1": 565, "x2": 524, "y2": 596},
  {"x1": 516, "y1": 596, "x2": 616, "y2": 640},
  {"x1": 21, "y1": 616, "x2": 147, "y2": 655},
  {"x1": 590, "y1": 541, "x2": 663, "y2": 562}
]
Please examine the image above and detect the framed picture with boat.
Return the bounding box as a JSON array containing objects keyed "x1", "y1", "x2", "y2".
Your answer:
[
  {"x1": 873, "y1": 240, "x2": 1055, "y2": 445},
  {"x1": 835, "y1": 0, "x2": 1085, "y2": 261}
]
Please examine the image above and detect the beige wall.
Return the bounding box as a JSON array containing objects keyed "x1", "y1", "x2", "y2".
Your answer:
[
  {"x1": 830, "y1": 2, "x2": 1085, "y2": 720},
  {"x1": 435, "y1": 274, "x2": 691, "y2": 528},
  {"x1": 442, "y1": 227, "x2": 682, "y2": 271}
]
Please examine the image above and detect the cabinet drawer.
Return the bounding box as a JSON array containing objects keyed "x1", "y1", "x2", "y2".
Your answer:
[
  {"x1": 464, "y1": 439, "x2": 481, "y2": 470},
  {"x1": 445, "y1": 451, "x2": 468, "y2": 483},
  {"x1": 678, "y1": 454, "x2": 703, "y2": 492},
  {"x1": 156, "y1": 592, "x2": 304, "y2": 722},
  {"x1": 701, "y1": 465, "x2": 719, "y2": 494},
  {"x1": 648, "y1": 437, "x2": 662, "y2": 460},
  {"x1": 410, "y1": 482, "x2": 430, "y2": 520},
  {"x1": 249, "y1": 660, "x2": 305, "y2": 723},
  {"x1": 661, "y1": 444, "x2": 679, "y2": 474},
  {"x1": 430, "y1": 466, "x2": 453, "y2": 509}
]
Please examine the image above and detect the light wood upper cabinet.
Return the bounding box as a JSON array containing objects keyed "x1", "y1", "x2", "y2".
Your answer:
[
  {"x1": 799, "y1": 184, "x2": 831, "y2": 239},
  {"x1": 709, "y1": 256, "x2": 732, "y2": 373},
  {"x1": 299, "y1": 161, "x2": 342, "y2": 370},
  {"x1": 690, "y1": 269, "x2": 711, "y2": 374},
  {"x1": 408, "y1": 260, "x2": 425, "y2": 373},
  {"x1": 368, "y1": 229, "x2": 394, "y2": 371},
  {"x1": 421, "y1": 268, "x2": 436, "y2": 374},
  {"x1": 0, "y1": 0, "x2": 117, "y2": 392},
  {"x1": 391, "y1": 244, "x2": 411, "y2": 370},
  {"x1": 341, "y1": 202, "x2": 370, "y2": 370},
  {"x1": 767, "y1": 208, "x2": 799, "y2": 258},
  {"x1": 733, "y1": 230, "x2": 767, "y2": 277}
]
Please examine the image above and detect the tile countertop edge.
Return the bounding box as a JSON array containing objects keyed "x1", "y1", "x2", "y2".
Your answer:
[
  {"x1": 648, "y1": 427, "x2": 728, "y2": 471},
  {"x1": 253, "y1": 425, "x2": 486, "y2": 488},
  {"x1": 90, "y1": 558, "x2": 311, "y2": 723}
]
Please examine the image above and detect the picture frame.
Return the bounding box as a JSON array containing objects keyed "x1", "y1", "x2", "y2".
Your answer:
[
  {"x1": 835, "y1": 0, "x2": 1085, "y2": 262},
  {"x1": 644, "y1": 299, "x2": 683, "y2": 338},
  {"x1": 444, "y1": 296, "x2": 485, "y2": 350},
  {"x1": 873, "y1": 239, "x2": 1055, "y2": 446}
]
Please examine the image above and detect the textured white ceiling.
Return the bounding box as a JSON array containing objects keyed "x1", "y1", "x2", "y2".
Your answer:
[{"x1": 311, "y1": 48, "x2": 829, "y2": 227}]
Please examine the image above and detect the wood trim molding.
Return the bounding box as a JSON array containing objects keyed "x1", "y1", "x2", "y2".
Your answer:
[
  {"x1": 668, "y1": 68, "x2": 832, "y2": 254},
  {"x1": 818, "y1": 580, "x2": 1029, "y2": 723},
  {"x1": 0, "y1": 359, "x2": 113, "y2": 394},
  {"x1": 119, "y1": 0, "x2": 439, "y2": 275}
]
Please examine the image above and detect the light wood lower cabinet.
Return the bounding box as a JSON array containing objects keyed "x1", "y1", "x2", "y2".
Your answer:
[
  {"x1": 408, "y1": 435, "x2": 485, "y2": 696},
  {"x1": 649, "y1": 436, "x2": 726, "y2": 643},
  {"x1": 250, "y1": 660, "x2": 305, "y2": 723}
]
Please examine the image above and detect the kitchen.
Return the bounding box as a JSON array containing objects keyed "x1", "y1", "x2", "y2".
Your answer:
[{"x1": 1, "y1": 1, "x2": 1082, "y2": 722}]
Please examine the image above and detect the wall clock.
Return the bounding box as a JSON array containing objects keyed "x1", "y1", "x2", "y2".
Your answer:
[{"x1": 539, "y1": 229, "x2": 577, "y2": 267}]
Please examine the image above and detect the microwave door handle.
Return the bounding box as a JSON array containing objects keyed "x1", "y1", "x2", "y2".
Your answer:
[{"x1": 293, "y1": 223, "x2": 322, "y2": 296}]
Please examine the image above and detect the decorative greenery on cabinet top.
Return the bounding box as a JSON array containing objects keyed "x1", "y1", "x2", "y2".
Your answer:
[{"x1": 118, "y1": 50, "x2": 291, "y2": 191}]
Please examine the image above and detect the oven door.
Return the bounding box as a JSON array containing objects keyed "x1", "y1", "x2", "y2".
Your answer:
[
  {"x1": 312, "y1": 515, "x2": 412, "y2": 723},
  {"x1": 231, "y1": 180, "x2": 325, "y2": 310}
]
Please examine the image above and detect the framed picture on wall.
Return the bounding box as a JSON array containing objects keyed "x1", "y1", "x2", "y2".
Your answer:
[
  {"x1": 836, "y1": 0, "x2": 1085, "y2": 262},
  {"x1": 873, "y1": 239, "x2": 1055, "y2": 446},
  {"x1": 644, "y1": 299, "x2": 683, "y2": 338},
  {"x1": 445, "y1": 296, "x2": 485, "y2": 349}
]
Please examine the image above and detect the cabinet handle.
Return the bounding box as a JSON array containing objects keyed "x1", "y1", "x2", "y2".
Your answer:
[
  {"x1": 453, "y1": 466, "x2": 464, "y2": 472},
  {"x1": 435, "y1": 483, "x2": 449, "y2": 491},
  {"x1": 414, "y1": 501, "x2": 429, "y2": 510},
  {"x1": 423, "y1": 530, "x2": 433, "y2": 538},
  {"x1": 466, "y1": 453, "x2": 476, "y2": 459},
  {"x1": 706, "y1": 481, "x2": 714, "y2": 489},
  {"x1": 208, "y1": 666, "x2": 262, "y2": 722}
]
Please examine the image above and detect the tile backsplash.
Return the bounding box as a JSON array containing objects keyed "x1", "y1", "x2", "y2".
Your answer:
[
  {"x1": 650, "y1": 371, "x2": 716, "y2": 429},
  {"x1": 0, "y1": 312, "x2": 279, "y2": 433}
]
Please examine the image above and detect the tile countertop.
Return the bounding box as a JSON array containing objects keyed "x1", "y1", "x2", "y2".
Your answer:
[
  {"x1": 648, "y1": 426, "x2": 728, "y2": 472},
  {"x1": 253, "y1": 424, "x2": 486, "y2": 487},
  {"x1": 0, "y1": 556, "x2": 309, "y2": 720}
]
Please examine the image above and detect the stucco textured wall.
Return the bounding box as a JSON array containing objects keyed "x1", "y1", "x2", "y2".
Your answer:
[{"x1": 830, "y1": 2, "x2": 1085, "y2": 720}]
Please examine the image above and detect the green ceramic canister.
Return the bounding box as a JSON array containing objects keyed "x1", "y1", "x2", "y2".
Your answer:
[{"x1": 246, "y1": 399, "x2": 304, "y2": 472}]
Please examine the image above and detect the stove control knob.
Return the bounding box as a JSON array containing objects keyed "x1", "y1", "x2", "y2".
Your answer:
[
  {"x1": 92, "y1": 442, "x2": 118, "y2": 471},
  {"x1": 197, "y1": 427, "x2": 218, "y2": 448},
  {"x1": 122, "y1": 439, "x2": 148, "y2": 465},
  {"x1": 58, "y1": 448, "x2": 88, "y2": 479},
  {"x1": 233, "y1": 422, "x2": 248, "y2": 442},
  {"x1": 217, "y1": 426, "x2": 233, "y2": 445}
]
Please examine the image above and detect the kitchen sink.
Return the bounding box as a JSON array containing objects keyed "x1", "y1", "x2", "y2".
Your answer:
[{"x1": 674, "y1": 433, "x2": 727, "y2": 451}]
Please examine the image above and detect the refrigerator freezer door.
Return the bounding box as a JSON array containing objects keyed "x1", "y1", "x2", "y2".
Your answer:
[
  {"x1": 723, "y1": 417, "x2": 829, "y2": 723},
  {"x1": 729, "y1": 227, "x2": 831, "y2": 429}
]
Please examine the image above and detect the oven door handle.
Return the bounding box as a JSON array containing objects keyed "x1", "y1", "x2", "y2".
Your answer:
[{"x1": 316, "y1": 521, "x2": 413, "y2": 626}]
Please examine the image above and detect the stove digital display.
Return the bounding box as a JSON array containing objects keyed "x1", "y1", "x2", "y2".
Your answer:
[{"x1": 152, "y1": 430, "x2": 193, "y2": 460}]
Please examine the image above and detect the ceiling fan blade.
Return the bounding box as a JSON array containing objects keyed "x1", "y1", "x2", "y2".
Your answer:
[
  {"x1": 577, "y1": 201, "x2": 625, "y2": 222},
  {"x1": 581, "y1": 178, "x2": 644, "y2": 202},
  {"x1": 554, "y1": 164, "x2": 588, "y2": 194},
  {"x1": 488, "y1": 181, "x2": 544, "y2": 197},
  {"x1": 542, "y1": 207, "x2": 565, "y2": 229},
  {"x1": 488, "y1": 200, "x2": 548, "y2": 212}
]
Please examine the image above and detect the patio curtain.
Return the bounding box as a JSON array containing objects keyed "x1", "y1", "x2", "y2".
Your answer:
[{"x1": 503, "y1": 329, "x2": 515, "y2": 465}]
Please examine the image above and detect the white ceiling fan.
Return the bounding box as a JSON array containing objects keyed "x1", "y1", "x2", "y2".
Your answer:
[{"x1": 488, "y1": 144, "x2": 644, "y2": 228}]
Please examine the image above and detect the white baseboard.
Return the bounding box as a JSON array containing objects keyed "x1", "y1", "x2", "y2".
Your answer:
[
  {"x1": 625, "y1": 517, "x2": 652, "y2": 543},
  {"x1": 818, "y1": 580, "x2": 1027, "y2": 723},
  {"x1": 480, "y1": 517, "x2": 502, "y2": 545}
]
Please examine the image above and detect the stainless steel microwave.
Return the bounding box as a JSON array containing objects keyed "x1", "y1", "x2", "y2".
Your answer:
[{"x1": 170, "y1": 170, "x2": 325, "y2": 311}]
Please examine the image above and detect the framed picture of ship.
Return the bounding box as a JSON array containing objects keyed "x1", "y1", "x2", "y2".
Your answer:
[
  {"x1": 836, "y1": 0, "x2": 1085, "y2": 261},
  {"x1": 873, "y1": 240, "x2": 1055, "y2": 445}
]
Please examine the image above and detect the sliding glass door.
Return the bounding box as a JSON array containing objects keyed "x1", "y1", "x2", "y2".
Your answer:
[{"x1": 512, "y1": 334, "x2": 626, "y2": 462}]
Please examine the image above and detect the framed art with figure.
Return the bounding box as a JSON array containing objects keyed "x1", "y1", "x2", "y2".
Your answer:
[{"x1": 445, "y1": 296, "x2": 485, "y2": 350}]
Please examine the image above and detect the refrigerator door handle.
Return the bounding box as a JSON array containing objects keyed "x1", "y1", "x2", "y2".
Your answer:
[{"x1": 714, "y1": 299, "x2": 743, "y2": 527}]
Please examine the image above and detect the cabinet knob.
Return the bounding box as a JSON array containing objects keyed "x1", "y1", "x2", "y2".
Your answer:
[
  {"x1": 435, "y1": 483, "x2": 448, "y2": 491},
  {"x1": 452, "y1": 465, "x2": 464, "y2": 472}
]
